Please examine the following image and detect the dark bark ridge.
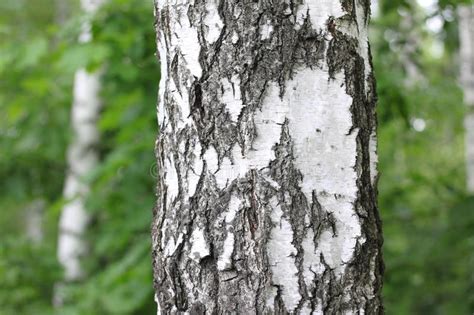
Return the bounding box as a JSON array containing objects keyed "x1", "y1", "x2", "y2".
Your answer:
[{"x1": 153, "y1": 0, "x2": 383, "y2": 314}]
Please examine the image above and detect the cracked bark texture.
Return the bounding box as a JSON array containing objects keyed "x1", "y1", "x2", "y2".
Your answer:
[{"x1": 152, "y1": 0, "x2": 383, "y2": 313}]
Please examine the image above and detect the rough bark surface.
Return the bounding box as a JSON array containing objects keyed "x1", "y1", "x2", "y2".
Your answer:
[
  {"x1": 152, "y1": 0, "x2": 383, "y2": 314},
  {"x1": 459, "y1": 5, "x2": 474, "y2": 193}
]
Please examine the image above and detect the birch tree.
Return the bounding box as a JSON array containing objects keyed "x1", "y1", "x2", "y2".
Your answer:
[
  {"x1": 55, "y1": 0, "x2": 104, "y2": 304},
  {"x1": 458, "y1": 4, "x2": 474, "y2": 192},
  {"x1": 152, "y1": 0, "x2": 383, "y2": 313}
]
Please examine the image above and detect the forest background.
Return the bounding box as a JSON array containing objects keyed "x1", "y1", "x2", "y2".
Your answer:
[{"x1": 0, "y1": 0, "x2": 473, "y2": 314}]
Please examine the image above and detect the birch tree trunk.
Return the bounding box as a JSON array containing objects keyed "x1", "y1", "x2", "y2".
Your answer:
[
  {"x1": 458, "y1": 5, "x2": 474, "y2": 193},
  {"x1": 55, "y1": 0, "x2": 104, "y2": 304},
  {"x1": 153, "y1": 1, "x2": 383, "y2": 313}
]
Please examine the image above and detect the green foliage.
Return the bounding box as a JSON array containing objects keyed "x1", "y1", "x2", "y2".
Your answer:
[
  {"x1": 374, "y1": 0, "x2": 474, "y2": 313},
  {"x1": 0, "y1": 0, "x2": 157, "y2": 313},
  {"x1": 0, "y1": 238, "x2": 61, "y2": 315},
  {"x1": 0, "y1": 5, "x2": 71, "y2": 313}
]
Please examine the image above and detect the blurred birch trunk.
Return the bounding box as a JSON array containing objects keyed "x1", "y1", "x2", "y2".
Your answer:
[
  {"x1": 54, "y1": 0, "x2": 104, "y2": 306},
  {"x1": 459, "y1": 5, "x2": 474, "y2": 193}
]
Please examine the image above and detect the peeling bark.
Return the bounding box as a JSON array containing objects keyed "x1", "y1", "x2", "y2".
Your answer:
[
  {"x1": 459, "y1": 5, "x2": 474, "y2": 193},
  {"x1": 55, "y1": 0, "x2": 104, "y2": 306},
  {"x1": 153, "y1": 0, "x2": 383, "y2": 313}
]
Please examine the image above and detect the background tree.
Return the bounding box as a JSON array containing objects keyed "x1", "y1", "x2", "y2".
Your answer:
[
  {"x1": 56, "y1": 1, "x2": 105, "y2": 303},
  {"x1": 458, "y1": 4, "x2": 474, "y2": 192}
]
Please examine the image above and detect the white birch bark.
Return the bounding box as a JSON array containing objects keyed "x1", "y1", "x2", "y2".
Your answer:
[
  {"x1": 458, "y1": 5, "x2": 474, "y2": 193},
  {"x1": 56, "y1": 0, "x2": 104, "y2": 301},
  {"x1": 153, "y1": 0, "x2": 383, "y2": 313}
]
